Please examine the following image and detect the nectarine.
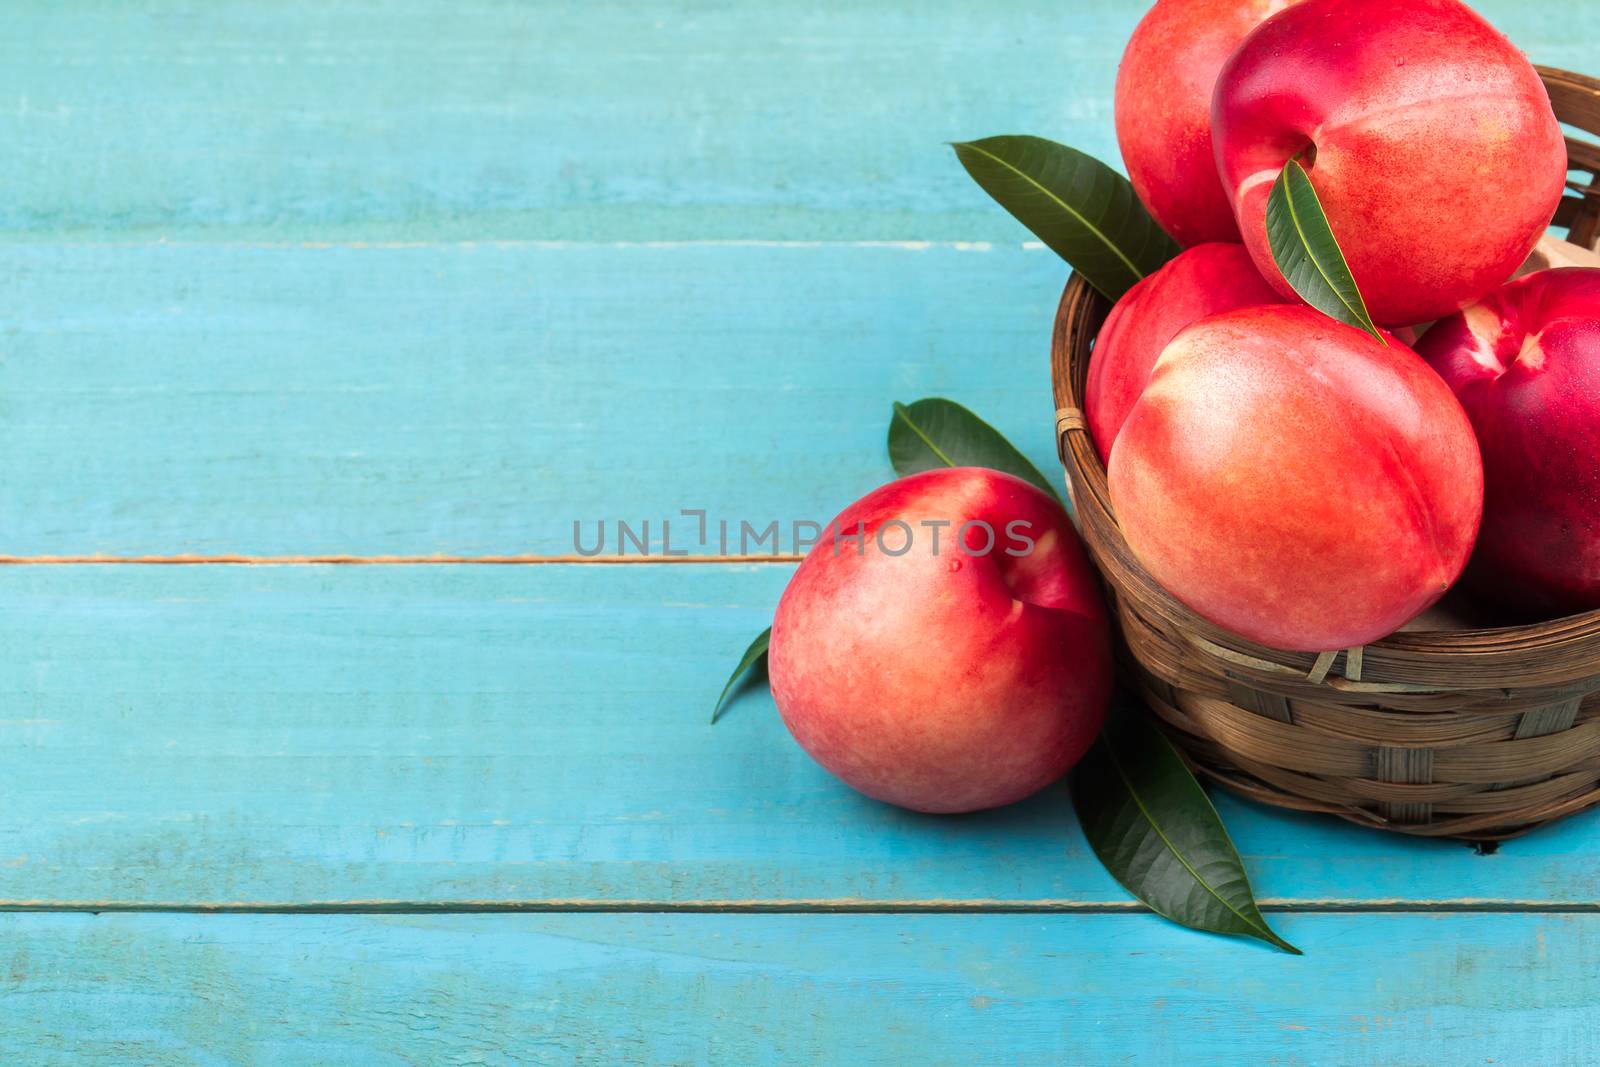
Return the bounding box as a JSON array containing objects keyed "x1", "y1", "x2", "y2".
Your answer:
[
  {"x1": 1108, "y1": 305, "x2": 1483, "y2": 651},
  {"x1": 1416, "y1": 268, "x2": 1600, "y2": 617},
  {"x1": 1087, "y1": 243, "x2": 1284, "y2": 458},
  {"x1": 769, "y1": 468, "x2": 1112, "y2": 813},
  {"x1": 1115, "y1": 0, "x2": 1306, "y2": 247},
  {"x1": 1213, "y1": 0, "x2": 1566, "y2": 327}
]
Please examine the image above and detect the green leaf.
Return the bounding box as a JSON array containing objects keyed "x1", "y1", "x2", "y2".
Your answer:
[
  {"x1": 951, "y1": 136, "x2": 1179, "y2": 302},
  {"x1": 889, "y1": 399, "x2": 1061, "y2": 503},
  {"x1": 1072, "y1": 695, "x2": 1301, "y2": 954},
  {"x1": 711, "y1": 627, "x2": 771, "y2": 725},
  {"x1": 1266, "y1": 157, "x2": 1384, "y2": 345}
]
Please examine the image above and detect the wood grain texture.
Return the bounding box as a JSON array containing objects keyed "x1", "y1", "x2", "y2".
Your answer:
[
  {"x1": 5, "y1": 1, "x2": 1600, "y2": 1057},
  {"x1": 0, "y1": 242, "x2": 1071, "y2": 556},
  {"x1": 0, "y1": 2, "x2": 1131, "y2": 243},
  {"x1": 2, "y1": 562, "x2": 1598, "y2": 908},
  {"x1": 0, "y1": 2, "x2": 1591, "y2": 243},
  {"x1": 2, "y1": 911, "x2": 1598, "y2": 1065}
]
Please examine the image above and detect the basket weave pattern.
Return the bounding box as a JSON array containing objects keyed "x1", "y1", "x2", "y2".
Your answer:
[{"x1": 1050, "y1": 67, "x2": 1600, "y2": 840}]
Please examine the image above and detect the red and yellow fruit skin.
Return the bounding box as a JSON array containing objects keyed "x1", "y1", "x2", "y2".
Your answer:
[
  {"x1": 1108, "y1": 305, "x2": 1483, "y2": 652},
  {"x1": 1087, "y1": 243, "x2": 1285, "y2": 458},
  {"x1": 1116, "y1": 0, "x2": 1306, "y2": 247},
  {"x1": 1416, "y1": 268, "x2": 1600, "y2": 618},
  {"x1": 769, "y1": 468, "x2": 1112, "y2": 814},
  {"x1": 1212, "y1": 0, "x2": 1566, "y2": 327}
]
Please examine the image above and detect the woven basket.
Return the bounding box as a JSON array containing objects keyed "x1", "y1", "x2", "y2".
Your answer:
[{"x1": 1051, "y1": 67, "x2": 1600, "y2": 841}]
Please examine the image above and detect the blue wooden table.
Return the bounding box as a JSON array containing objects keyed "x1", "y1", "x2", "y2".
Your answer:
[{"x1": 3, "y1": 3, "x2": 1599, "y2": 1063}]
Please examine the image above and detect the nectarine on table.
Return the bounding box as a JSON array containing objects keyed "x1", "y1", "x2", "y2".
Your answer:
[{"x1": 769, "y1": 468, "x2": 1111, "y2": 813}]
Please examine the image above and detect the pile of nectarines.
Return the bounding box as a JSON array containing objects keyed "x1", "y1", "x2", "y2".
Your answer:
[
  {"x1": 1101, "y1": 0, "x2": 1596, "y2": 652},
  {"x1": 762, "y1": 0, "x2": 1599, "y2": 815}
]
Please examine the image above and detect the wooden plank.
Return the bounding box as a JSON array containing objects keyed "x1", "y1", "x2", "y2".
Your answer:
[
  {"x1": 0, "y1": 3, "x2": 1589, "y2": 242},
  {"x1": 1, "y1": 562, "x2": 1598, "y2": 908},
  {"x1": 0, "y1": 242, "x2": 1070, "y2": 556},
  {"x1": 0, "y1": 2, "x2": 1127, "y2": 243},
  {"x1": 1, "y1": 910, "x2": 1597, "y2": 1064}
]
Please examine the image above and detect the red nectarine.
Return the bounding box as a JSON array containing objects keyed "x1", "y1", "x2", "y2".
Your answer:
[
  {"x1": 1115, "y1": 0, "x2": 1306, "y2": 247},
  {"x1": 1087, "y1": 243, "x2": 1284, "y2": 458},
  {"x1": 769, "y1": 468, "x2": 1112, "y2": 813},
  {"x1": 1108, "y1": 305, "x2": 1483, "y2": 651},
  {"x1": 1416, "y1": 268, "x2": 1600, "y2": 617},
  {"x1": 1213, "y1": 0, "x2": 1566, "y2": 327}
]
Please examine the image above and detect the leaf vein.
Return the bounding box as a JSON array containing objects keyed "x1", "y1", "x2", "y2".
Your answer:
[
  {"x1": 1100, "y1": 729, "x2": 1278, "y2": 943},
  {"x1": 958, "y1": 140, "x2": 1145, "y2": 286}
]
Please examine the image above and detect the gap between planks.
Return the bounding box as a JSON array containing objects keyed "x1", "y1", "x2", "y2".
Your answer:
[
  {"x1": 0, "y1": 900, "x2": 1591, "y2": 915},
  {"x1": 0, "y1": 555, "x2": 803, "y2": 565}
]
